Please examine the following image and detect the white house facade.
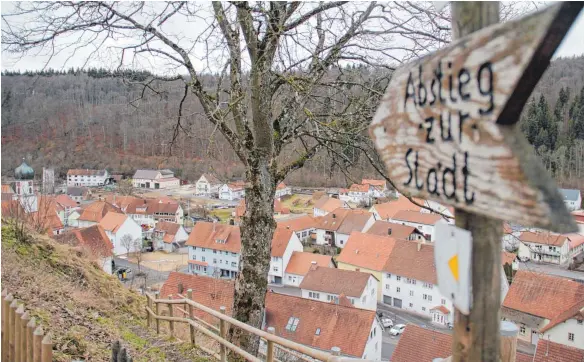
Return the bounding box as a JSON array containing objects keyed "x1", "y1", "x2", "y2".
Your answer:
[
  {"x1": 67, "y1": 169, "x2": 110, "y2": 187},
  {"x1": 132, "y1": 169, "x2": 180, "y2": 189},
  {"x1": 560, "y1": 188, "x2": 582, "y2": 211},
  {"x1": 283, "y1": 252, "x2": 335, "y2": 287},
  {"x1": 99, "y1": 213, "x2": 143, "y2": 256},
  {"x1": 195, "y1": 174, "x2": 222, "y2": 196},
  {"x1": 188, "y1": 246, "x2": 240, "y2": 278},
  {"x1": 315, "y1": 209, "x2": 375, "y2": 248},
  {"x1": 269, "y1": 229, "x2": 303, "y2": 284},
  {"x1": 275, "y1": 183, "x2": 292, "y2": 199},
  {"x1": 218, "y1": 183, "x2": 245, "y2": 201},
  {"x1": 517, "y1": 231, "x2": 572, "y2": 265}
]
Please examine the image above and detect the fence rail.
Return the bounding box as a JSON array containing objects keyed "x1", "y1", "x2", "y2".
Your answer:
[
  {"x1": 1, "y1": 289, "x2": 53, "y2": 362},
  {"x1": 147, "y1": 290, "x2": 368, "y2": 362}
]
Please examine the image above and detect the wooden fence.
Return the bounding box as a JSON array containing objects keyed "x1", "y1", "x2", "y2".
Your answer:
[
  {"x1": 146, "y1": 290, "x2": 368, "y2": 362},
  {"x1": 1, "y1": 289, "x2": 53, "y2": 362}
]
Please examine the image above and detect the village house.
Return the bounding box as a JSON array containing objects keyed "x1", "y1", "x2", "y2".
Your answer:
[
  {"x1": 502, "y1": 270, "x2": 584, "y2": 348},
  {"x1": 518, "y1": 231, "x2": 584, "y2": 265},
  {"x1": 299, "y1": 266, "x2": 378, "y2": 311},
  {"x1": 132, "y1": 169, "x2": 180, "y2": 189},
  {"x1": 389, "y1": 210, "x2": 448, "y2": 242},
  {"x1": 268, "y1": 227, "x2": 303, "y2": 284},
  {"x1": 153, "y1": 221, "x2": 189, "y2": 252},
  {"x1": 275, "y1": 182, "x2": 292, "y2": 199},
  {"x1": 381, "y1": 240, "x2": 454, "y2": 326},
  {"x1": 53, "y1": 225, "x2": 114, "y2": 274},
  {"x1": 369, "y1": 195, "x2": 422, "y2": 221},
  {"x1": 560, "y1": 188, "x2": 582, "y2": 211},
  {"x1": 533, "y1": 340, "x2": 584, "y2": 362},
  {"x1": 339, "y1": 184, "x2": 372, "y2": 206},
  {"x1": 263, "y1": 292, "x2": 382, "y2": 361},
  {"x1": 150, "y1": 201, "x2": 184, "y2": 225},
  {"x1": 186, "y1": 222, "x2": 241, "y2": 279},
  {"x1": 233, "y1": 199, "x2": 289, "y2": 224},
  {"x1": 277, "y1": 215, "x2": 318, "y2": 243},
  {"x1": 284, "y1": 252, "x2": 334, "y2": 287},
  {"x1": 67, "y1": 186, "x2": 90, "y2": 203},
  {"x1": 195, "y1": 173, "x2": 222, "y2": 196},
  {"x1": 52, "y1": 194, "x2": 79, "y2": 228},
  {"x1": 337, "y1": 232, "x2": 397, "y2": 301},
  {"x1": 1, "y1": 184, "x2": 16, "y2": 202},
  {"x1": 77, "y1": 200, "x2": 122, "y2": 228},
  {"x1": 313, "y1": 195, "x2": 348, "y2": 217},
  {"x1": 364, "y1": 220, "x2": 427, "y2": 242},
  {"x1": 160, "y1": 272, "x2": 234, "y2": 325},
  {"x1": 67, "y1": 169, "x2": 110, "y2": 187},
  {"x1": 314, "y1": 208, "x2": 375, "y2": 248},
  {"x1": 361, "y1": 179, "x2": 389, "y2": 198},
  {"x1": 218, "y1": 181, "x2": 246, "y2": 201},
  {"x1": 99, "y1": 211, "x2": 143, "y2": 256}
]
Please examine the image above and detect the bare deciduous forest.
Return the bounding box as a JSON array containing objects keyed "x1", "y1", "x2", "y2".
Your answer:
[{"x1": 2, "y1": 55, "x2": 583, "y2": 189}]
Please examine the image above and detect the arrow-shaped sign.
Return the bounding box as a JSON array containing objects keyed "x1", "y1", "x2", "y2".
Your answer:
[{"x1": 370, "y1": 3, "x2": 582, "y2": 232}]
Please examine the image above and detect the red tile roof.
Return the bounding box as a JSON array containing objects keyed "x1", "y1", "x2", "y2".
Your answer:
[
  {"x1": 1, "y1": 200, "x2": 24, "y2": 218},
  {"x1": 533, "y1": 339, "x2": 584, "y2": 362},
  {"x1": 519, "y1": 231, "x2": 568, "y2": 247},
  {"x1": 53, "y1": 225, "x2": 113, "y2": 257},
  {"x1": 154, "y1": 221, "x2": 181, "y2": 244},
  {"x1": 348, "y1": 183, "x2": 370, "y2": 193},
  {"x1": 160, "y1": 272, "x2": 234, "y2": 325},
  {"x1": 371, "y1": 196, "x2": 422, "y2": 219},
  {"x1": 539, "y1": 299, "x2": 584, "y2": 333},
  {"x1": 516, "y1": 352, "x2": 533, "y2": 362},
  {"x1": 67, "y1": 169, "x2": 106, "y2": 176},
  {"x1": 502, "y1": 251, "x2": 517, "y2": 266},
  {"x1": 337, "y1": 232, "x2": 397, "y2": 271},
  {"x1": 200, "y1": 173, "x2": 221, "y2": 185},
  {"x1": 299, "y1": 266, "x2": 374, "y2": 298},
  {"x1": 99, "y1": 212, "x2": 128, "y2": 233},
  {"x1": 365, "y1": 220, "x2": 418, "y2": 239},
  {"x1": 277, "y1": 182, "x2": 287, "y2": 190},
  {"x1": 317, "y1": 208, "x2": 372, "y2": 233},
  {"x1": 277, "y1": 215, "x2": 318, "y2": 232},
  {"x1": 391, "y1": 210, "x2": 443, "y2": 225},
  {"x1": 78, "y1": 201, "x2": 122, "y2": 222},
  {"x1": 285, "y1": 252, "x2": 333, "y2": 276},
  {"x1": 1, "y1": 184, "x2": 14, "y2": 194},
  {"x1": 503, "y1": 271, "x2": 584, "y2": 321},
  {"x1": 383, "y1": 239, "x2": 437, "y2": 284},
  {"x1": 430, "y1": 305, "x2": 450, "y2": 314},
  {"x1": 361, "y1": 179, "x2": 386, "y2": 188},
  {"x1": 313, "y1": 196, "x2": 345, "y2": 213},
  {"x1": 54, "y1": 194, "x2": 78, "y2": 208},
  {"x1": 185, "y1": 222, "x2": 241, "y2": 253},
  {"x1": 391, "y1": 325, "x2": 452, "y2": 362},
  {"x1": 271, "y1": 227, "x2": 295, "y2": 257},
  {"x1": 567, "y1": 233, "x2": 584, "y2": 249},
  {"x1": 264, "y1": 292, "x2": 376, "y2": 358}
]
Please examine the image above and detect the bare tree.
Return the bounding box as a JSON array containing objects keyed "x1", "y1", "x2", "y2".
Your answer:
[
  {"x1": 117, "y1": 179, "x2": 134, "y2": 196},
  {"x1": 2, "y1": 1, "x2": 536, "y2": 355},
  {"x1": 119, "y1": 234, "x2": 134, "y2": 256}
]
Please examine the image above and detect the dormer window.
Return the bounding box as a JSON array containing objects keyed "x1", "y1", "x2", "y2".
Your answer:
[{"x1": 216, "y1": 239, "x2": 226, "y2": 244}]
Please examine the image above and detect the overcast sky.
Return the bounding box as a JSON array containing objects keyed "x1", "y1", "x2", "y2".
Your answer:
[{"x1": 1, "y1": 2, "x2": 583, "y2": 72}]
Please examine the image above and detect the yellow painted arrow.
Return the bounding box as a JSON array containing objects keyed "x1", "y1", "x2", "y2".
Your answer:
[{"x1": 449, "y1": 254, "x2": 459, "y2": 282}]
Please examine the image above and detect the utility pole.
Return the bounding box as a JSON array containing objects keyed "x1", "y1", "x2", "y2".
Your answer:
[{"x1": 450, "y1": 3, "x2": 502, "y2": 361}]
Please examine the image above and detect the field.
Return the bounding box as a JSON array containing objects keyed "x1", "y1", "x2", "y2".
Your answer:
[
  {"x1": 281, "y1": 194, "x2": 314, "y2": 214},
  {"x1": 127, "y1": 251, "x2": 189, "y2": 272},
  {"x1": 210, "y1": 208, "x2": 235, "y2": 223}
]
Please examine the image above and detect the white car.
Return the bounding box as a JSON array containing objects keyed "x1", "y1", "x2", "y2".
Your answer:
[
  {"x1": 381, "y1": 317, "x2": 393, "y2": 328},
  {"x1": 389, "y1": 324, "x2": 406, "y2": 336}
]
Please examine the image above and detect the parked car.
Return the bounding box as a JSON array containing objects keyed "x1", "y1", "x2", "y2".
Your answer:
[
  {"x1": 389, "y1": 324, "x2": 406, "y2": 336},
  {"x1": 381, "y1": 317, "x2": 394, "y2": 328}
]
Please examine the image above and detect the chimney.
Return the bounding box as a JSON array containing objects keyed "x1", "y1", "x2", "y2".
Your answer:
[
  {"x1": 388, "y1": 228, "x2": 392, "y2": 235},
  {"x1": 310, "y1": 263, "x2": 318, "y2": 271},
  {"x1": 286, "y1": 225, "x2": 290, "y2": 229},
  {"x1": 311, "y1": 261, "x2": 317, "y2": 265},
  {"x1": 332, "y1": 213, "x2": 336, "y2": 219},
  {"x1": 355, "y1": 249, "x2": 359, "y2": 254}
]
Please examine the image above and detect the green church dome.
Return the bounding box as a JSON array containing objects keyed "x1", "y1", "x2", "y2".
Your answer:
[{"x1": 15, "y1": 160, "x2": 34, "y2": 180}]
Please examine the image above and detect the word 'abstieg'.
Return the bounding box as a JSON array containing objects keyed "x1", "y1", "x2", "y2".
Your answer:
[{"x1": 401, "y1": 60, "x2": 495, "y2": 205}]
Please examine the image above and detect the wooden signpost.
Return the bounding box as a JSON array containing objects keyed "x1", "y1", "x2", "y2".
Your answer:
[{"x1": 370, "y1": 2, "x2": 582, "y2": 362}]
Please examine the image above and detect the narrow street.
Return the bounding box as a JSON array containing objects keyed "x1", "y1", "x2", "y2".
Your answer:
[{"x1": 113, "y1": 257, "x2": 188, "y2": 289}]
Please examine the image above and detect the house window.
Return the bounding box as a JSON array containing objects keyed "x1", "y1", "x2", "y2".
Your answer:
[
  {"x1": 231, "y1": 262, "x2": 236, "y2": 267},
  {"x1": 273, "y1": 267, "x2": 279, "y2": 272},
  {"x1": 410, "y1": 290, "x2": 414, "y2": 296},
  {"x1": 520, "y1": 326, "x2": 526, "y2": 335},
  {"x1": 202, "y1": 248, "x2": 206, "y2": 252},
  {"x1": 578, "y1": 320, "x2": 583, "y2": 325},
  {"x1": 385, "y1": 284, "x2": 390, "y2": 290},
  {"x1": 202, "y1": 257, "x2": 205, "y2": 262},
  {"x1": 386, "y1": 273, "x2": 391, "y2": 279},
  {"x1": 409, "y1": 303, "x2": 413, "y2": 308},
  {"x1": 213, "y1": 259, "x2": 217, "y2": 264},
  {"x1": 308, "y1": 292, "x2": 320, "y2": 299},
  {"x1": 315, "y1": 328, "x2": 321, "y2": 336},
  {"x1": 285, "y1": 317, "x2": 299, "y2": 332},
  {"x1": 441, "y1": 299, "x2": 446, "y2": 305},
  {"x1": 213, "y1": 250, "x2": 217, "y2": 254},
  {"x1": 568, "y1": 333, "x2": 574, "y2": 341},
  {"x1": 422, "y1": 307, "x2": 426, "y2": 311},
  {"x1": 396, "y1": 287, "x2": 400, "y2": 293},
  {"x1": 396, "y1": 276, "x2": 401, "y2": 281}
]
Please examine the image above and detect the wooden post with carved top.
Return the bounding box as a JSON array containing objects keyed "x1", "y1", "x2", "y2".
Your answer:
[{"x1": 451, "y1": 3, "x2": 502, "y2": 362}]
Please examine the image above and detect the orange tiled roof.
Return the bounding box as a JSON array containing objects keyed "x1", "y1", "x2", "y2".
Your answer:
[
  {"x1": 348, "y1": 183, "x2": 370, "y2": 193},
  {"x1": 285, "y1": 252, "x2": 333, "y2": 276},
  {"x1": 299, "y1": 266, "x2": 374, "y2": 298},
  {"x1": 533, "y1": 339, "x2": 584, "y2": 362},
  {"x1": 430, "y1": 305, "x2": 450, "y2": 314},
  {"x1": 160, "y1": 272, "x2": 234, "y2": 325},
  {"x1": 391, "y1": 325, "x2": 453, "y2": 362},
  {"x1": 503, "y1": 270, "x2": 584, "y2": 321},
  {"x1": 1, "y1": 200, "x2": 24, "y2": 218},
  {"x1": 53, "y1": 225, "x2": 113, "y2": 257},
  {"x1": 519, "y1": 231, "x2": 568, "y2": 247},
  {"x1": 99, "y1": 212, "x2": 128, "y2": 233},
  {"x1": 79, "y1": 201, "x2": 122, "y2": 222},
  {"x1": 567, "y1": 233, "x2": 584, "y2": 249},
  {"x1": 361, "y1": 179, "x2": 385, "y2": 188},
  {"x1": 391, "y1": 210, "x2": 443, "y2": 225},
  {"x1": 155, "y1": 221, "x2": 181, "y2": 243},
  {"x1": 277, "y1": 182, "x2": 287, "y2": 190},
  {"x1": 502, "y1": 251, "x2": 517, "y2": 266},
  {"x1": 365, "y1": 220, "x2": 418, "y2": 239},
  {"x1": 516, "y1": 352, "x2": 533, "y2": 362},
  {"x1": 337, "y1": 232, "x2": 397, "y2": 271},
  {"x1": 271, "y1": 227, "x2": 294, "y2": 257},
  {"x1": 185, "y1": 222, "x2": 241, "y2": 253},
  {"x1": 1, "y1": 184, "x2": 14, "y2": 194},
  {"x1": 264, "y1": 292, "x2": 375, "y2": 358},
  {"x1": 277, "y1": 215, "x2": 318, "y2": 232},
  {"x1": 539, "y1": 299, "x2": 584, "y2": 333},
  {"x1": 317, "y1": 208, "x2": 372, "y2": 233},
  {"x1": 54, "y1": 194, "x2": 78, "y2": 208},
  {"x1": 372, "y1": 196, "x2": 422, "y2": 219},
  {"x1": 383, "y1": 239, "x2": 437, "y2": 284},
  {"x1": 313, "y1": 196, "x2": 345, "y2": 213}
]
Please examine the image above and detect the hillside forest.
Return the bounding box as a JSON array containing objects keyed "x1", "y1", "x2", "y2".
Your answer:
[{"x1": 2, "y1": 56, "x2": 584, "y2": 190}]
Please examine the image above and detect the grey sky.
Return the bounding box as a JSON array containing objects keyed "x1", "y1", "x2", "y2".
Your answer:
[{"x1": 1, "y1": 1, "x2": 583, "y2": 72}]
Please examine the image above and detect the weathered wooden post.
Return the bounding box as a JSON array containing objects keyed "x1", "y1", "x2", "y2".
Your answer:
[
  {"x1": 154, "y1": 291, "x2": 160, "y2": 335},
  {"x1": 9, "y1": 299, "x2": 18, "y2": 361},
  {"x1": 21, "y1": 310, "x2": 30, "y2": 360},
  {"x1": 146, "y1": 293, "x2": 152, "y2": 329},
  {"x1": 266, "y1": 327, "x2": 275, "y2": 362},
  {"x1": 15, "y1": 304, "x2": 25, "y2": 362},
  {"x1": 167, "y1": 296, "x2": 175, "y2": 338},
  {"x1": 369, "y1": 2, "x2": 582, "y2": 361},
  {"x1": 219, "y1": 306, "x2": 227, "y2": 362},
  {"x1": 41, "y1": 333, "x2": 52, "y2": 362},
  {"x1": 33, "y1": 326, "x2": 43, "y2": 362},
  {"x1": 27, "y1": 317, "x2": 36, "y2": 362},
  {"x1": 187, "y1": 289, "x2": 195, "y2": 346},
  {"x1": 3, "y1": 293, "x2": 14, "y2": 362},
  {"x1": 1, "y1": 289, "x2": 6, "y2": 359}
]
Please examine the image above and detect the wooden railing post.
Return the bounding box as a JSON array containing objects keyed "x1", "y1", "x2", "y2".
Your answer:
[
  {"x1": 33, "y1": 326, "x2": 43, "y2": 362},
  {"x1": 15, "y1": 304, "x2": 25, "y2": 362},
  {"x1": 155, "y1": 292, "x2": 160, "y2": 335},
  {"x1": 168, "y1": 296, "x2": 175, "y2": 338},
  {"x1": 146, "y1": 293, "x2": 152, "y2": 329},
  {"x1": 267, "y1": 327, "x2": 276, "y2": 362},
  {"x1": 1, "y1": 289, "x2": 6, "y2": 360},
  {"x1": 3, "y1": 293, "x2": 14, "y2": 362},
  {"x1": 219, "y1": 306, "x2": 227, "y2": 362},
  {"x1": 27, "y1": 317, "x2": 36, "y2": 362},
  {"x1": 41, "y1": 333, "x2": 52, "y2": 362},
  {"x1": 187, "y1": 289, "x2": 195, "y2": 346},
  {"x1": 21, "y1": 311, "x2": 30, "y2": 361}
]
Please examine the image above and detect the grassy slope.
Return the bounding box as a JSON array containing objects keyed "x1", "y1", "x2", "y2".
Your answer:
[{"x1": 1, "y1": 223, "x2": 211, "y2": 362}]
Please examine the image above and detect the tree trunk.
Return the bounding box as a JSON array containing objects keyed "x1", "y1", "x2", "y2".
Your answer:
[{"x1": 229, "y1": 160, "x2": 276, "y2": 357}]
